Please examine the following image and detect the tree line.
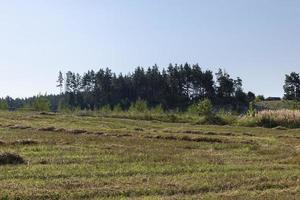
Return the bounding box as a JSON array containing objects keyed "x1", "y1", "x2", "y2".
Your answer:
[
  {"x1": 56, "y1": 63, "x2": 255, "y2": 112},
  {"x1": 1, "y1": 65, "x2": 298, "y2": 113}
]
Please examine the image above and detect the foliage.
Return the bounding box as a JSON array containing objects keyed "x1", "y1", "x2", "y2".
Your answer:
[
  {"x1": 52, "y1": 64, "x2": 252, "y2": 112},
  {"x1": 247, "y1": 101, "x2": 256, "y2": 117},
  {"x1": 113, "y1": 104, "x2": 123, "y2": 113},
  {"x1": 0, "y1": 100, "x2": 8, "y2": 111},
  {"x1": 151, "y1": 104, "x2": 164, "y2": 114},
  {"x1": 236, "y1": 116, "x2": 258, "y2": 127},
  {"x1": 129, "y1": 99, "x2": 148, "y2": 113},
  {"x1": 31, "y1": 95, "x2": 50, "y2": 112},
  {"x1": 247, "y1": 91, "x2": 256, "y2": 102},
  {"x1": 283, "y1": 72, "x2": 300, "y2": 100},
  {"x1": 57, "y1": 99, "x2": 71, "y2": 113},
  {"x1": 99, "y1": 105, "x2": 111, "y2": 114},
  {"x1": 0, "y1": 64, "x2": 257, "y2": 113},
  {"x1": 255, "y1": 95, "x2": 265, "y2": 102},
  {"x1": 187, "y1": 103, "x2": 198, "y2": 114},
  {"x1": 196, "y1": 99, "x2": 213, "y2": 116},
  {"x1": 56, "y1": 71, "x2": 64, "y2": 94},
  {"x1": 216, "y1": 109, "x2": 237, "y2": 124}
]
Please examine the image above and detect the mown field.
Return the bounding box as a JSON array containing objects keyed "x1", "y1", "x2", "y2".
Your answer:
[{"x1": 0, "y1": 112, "x2": 299, "y2": 199}]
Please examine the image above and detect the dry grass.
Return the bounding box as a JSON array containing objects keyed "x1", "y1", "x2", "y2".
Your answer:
[
  {"x1": 236, "y1": 109, "x2": 300, "y2": 128},
  {"x1": 256, "y1": 109, "x2": 300, "y2": 128},
  {"x1": 0, "y1": 111, "x2": 299, "y2": 199}
]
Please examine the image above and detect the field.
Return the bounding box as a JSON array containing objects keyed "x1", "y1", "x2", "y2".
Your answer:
[{"x1": 0, "y1": 112, "x2": 299, "y2": 199}]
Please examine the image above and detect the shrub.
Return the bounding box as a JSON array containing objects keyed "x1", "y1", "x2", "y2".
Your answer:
[
  {"x1": 0, "y1": 100, "x2": 8, "y2": 111},
  {"x1": 166, "y1": 113, "x2": 178, "y2": 123},
  {"x1": 196, "y1": 99, "x2": 213, "y2": 116},
  {"x1": 57, "y1": 99, "x2": 71, "y2": 113},
  {"x1": 255, "y1": 95, "x2": 265, "y2": 102},
  {"x1": 216, "y1": 110, "x2": 237, "y2": 125},
  {"x1": 129, "y1": 99, "x2": 148, "y2": 113},
  {"x1": 151, "y1": 104, "x2": 164, "y2": 114},
  {"x1": 247, "y1": 101, "x2": 256, "y2": 117},
  {"x1": 236, "y1": 116, "x2": 258, "y2": 127},
  {"x1": 113, "y1": 104, "x2": 123, "y2": 113},
  {"x1": 99, "y1": 105, "x2": 111, "y2": 114},
  {"x1": 31, "y1": 95, "x2": 50, "y2": 112},
  {"x1": 187, "y1": 103, "x2": 198, "y2": 115}
]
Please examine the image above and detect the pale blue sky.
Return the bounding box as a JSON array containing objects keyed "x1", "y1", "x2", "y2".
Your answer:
[{"x1": 0, "y1": 0, "x2": 299, "y2": 98}]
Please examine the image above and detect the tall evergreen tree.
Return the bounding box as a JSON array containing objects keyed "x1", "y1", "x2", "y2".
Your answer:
[{"x1": 57, "y1": 71, "x2": 64, "y2": 94}]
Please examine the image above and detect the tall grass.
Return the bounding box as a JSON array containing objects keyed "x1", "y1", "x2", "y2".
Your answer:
[
  {"x1": 256, "y1": 109, "x2": 300, "y2": 128},
  {"x1": 237, "y1": 109, "x2": 300, "y2": 128}
]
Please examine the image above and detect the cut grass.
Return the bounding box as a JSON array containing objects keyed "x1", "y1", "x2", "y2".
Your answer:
[{"x1": 0, "y1": 111, "x2": 298, "y2": 199}]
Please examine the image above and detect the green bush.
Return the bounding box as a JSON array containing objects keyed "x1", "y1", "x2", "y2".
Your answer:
[
  {"x1": 255, "y1": 95, "x2": 265, "y2": 102},
  {"x1": 196, "y1": 99, "x2": 213, "y2": 116},
  {"x1": 151, "y1": 104, "x2": 164, "y2": 114},
  {"x1": 187, "y1": 103, "x2": 198, "y2": 115},
  {"x1": 236, "y1": 116, "x2": 258, "y2": 127},
  {"x1": 165, "y1": 113, "x2": 178, "y2": 123},
  {"x1": 99, "y1": 105, "x2": 111, "y2": 114},
  {"x1": 57, "y1": 100, "x2": 71, "y2": 113},
  {"x1": 216, "y1": 110, "x2": 237, "y2": 125},
  {"x1": 31, "y1": 95, "x2": 50, "y2": 112},
  {"x1": 129, "y1": 99, "x2": 148, "y2": 113},
  {"x1": 113, "y1": 104, "x2": 123, "y2": 113},
  {"x1": 0, "y1": 100, "x2": 8, "y2": 111},
  {"x1": 247, "y1": 101, "x2": 255, "y2": 117}
]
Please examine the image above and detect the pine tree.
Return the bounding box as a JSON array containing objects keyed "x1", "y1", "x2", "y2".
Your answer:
[{"x1": 57, "y1": 71, "x2": 64, "y2": 94}]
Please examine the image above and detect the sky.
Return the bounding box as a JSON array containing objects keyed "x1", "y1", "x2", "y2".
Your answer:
[{"x1": 0, "y1": 0, "x2": 299, "y2": 98}]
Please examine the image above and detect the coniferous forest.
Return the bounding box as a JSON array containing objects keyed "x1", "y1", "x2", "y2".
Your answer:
[
  {"x1": 54, "y1": 63, "x2": 255, "y2": 112},
  {"x1": 1, "y1": 64, "x2": 300, "y2": 113}
]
